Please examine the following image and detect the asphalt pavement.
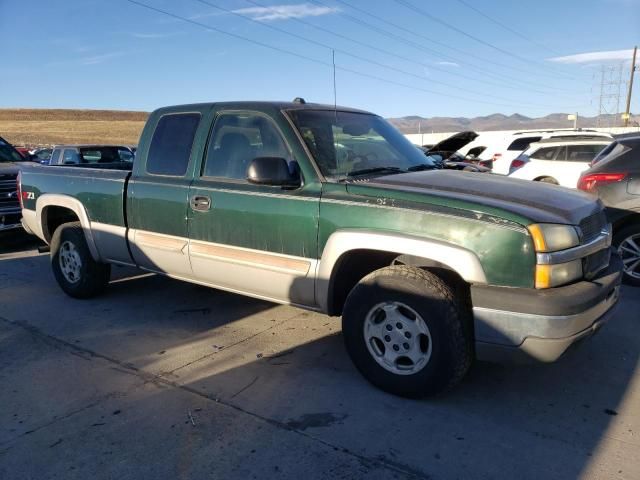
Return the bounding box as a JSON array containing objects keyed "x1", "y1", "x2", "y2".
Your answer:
[{"x1": 0, "y1": 230, "x2": 638, "y2": 480}]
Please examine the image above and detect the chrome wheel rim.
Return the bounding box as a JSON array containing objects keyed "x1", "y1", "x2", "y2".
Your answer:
[
  {"x1": 619, "y1": 234, "x2": 640, "y2": 280},
  {"x1": 59, "y1": 240, "x2": 82, "y2": 284},
  {"x1": 363, "y1": 302, "x2": 433, "y2": 376}
]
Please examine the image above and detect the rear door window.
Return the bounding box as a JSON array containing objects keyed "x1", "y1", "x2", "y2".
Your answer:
[
  {"x1": 530, "y1": 147, "x2": 559, "y2": 160},
  {"x1": 147, "y1": 113, "x2": 201, "y2": 176},
  {"x1": 508, "y1": 137, "x2": 542, "y2": 151}
]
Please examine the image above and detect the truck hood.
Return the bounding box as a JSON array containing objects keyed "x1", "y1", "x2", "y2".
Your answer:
[{"x1": 357, "y1": 170, "x2": 602, "y2": 225}]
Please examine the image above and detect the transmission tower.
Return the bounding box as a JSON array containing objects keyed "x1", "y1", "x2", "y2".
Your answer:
[{"x1": 596, "y1": 63, "x2": 625, "y2": 128}]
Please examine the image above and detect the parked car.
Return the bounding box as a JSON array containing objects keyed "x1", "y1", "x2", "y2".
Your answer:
[
  {"x1": 508, "y1": 137, "x2": 612, "y2": 187},
  {"x1": 29, "y1": 147, "x2": 53, "y2": 164},
  {"x1": 19, "y1": 100, "x2": 621, "y2": 397},
  {"x1": 0, "y1": 136, "x2": 31, "y2": 232},
  {"x1": 48, "y1": 145, "x2": 135, "y2": 169},
  {"x1": 483, "y1": 130, "x2": 613, "y2": 175},
  {"x1": 418, "y1": 131, "x2": 491, "y2": 171},
  {"x1": 578, "y1": 136, "x2": 640, "y2": 286}
]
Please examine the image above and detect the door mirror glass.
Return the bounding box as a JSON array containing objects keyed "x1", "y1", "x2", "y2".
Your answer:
[{"x1": 247, "y1": 157, "x2": 300, "y2": 187}]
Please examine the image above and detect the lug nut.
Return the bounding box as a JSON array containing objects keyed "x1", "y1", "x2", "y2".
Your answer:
[
  {"x1": 404, "y1": 332, "x2": 411, "y2": 339},
  {"x1": 386, "y1": 324, "x2": 393, "y2": 331},
  {"x1": 393, "y1": 344, "x2": 400, "y2": 351},
  {"x1": 396, "y1": 322, "x2": 403, "y2": 329},
  {"x1": 384, "y1": 335, "x2": 391, "y2": 342},
  {"x1": 403, "y1": 343, "x2": 410, "y2": 350}
]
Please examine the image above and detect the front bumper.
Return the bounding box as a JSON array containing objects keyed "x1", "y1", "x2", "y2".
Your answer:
[{"x1": 471, "y1": 251, "x2": 622, "y2": 363}]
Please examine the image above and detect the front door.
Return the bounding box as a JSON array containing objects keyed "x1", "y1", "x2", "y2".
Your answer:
[{"x1": 188, "y1": 110, "x2": 320, "y2": 306}]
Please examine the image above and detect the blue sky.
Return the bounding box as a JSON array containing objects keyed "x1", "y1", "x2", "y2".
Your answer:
[{"x1": 1, "y1": 0, "x2": 639, "y2": 118}]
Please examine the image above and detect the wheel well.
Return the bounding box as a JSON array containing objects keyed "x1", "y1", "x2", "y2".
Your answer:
[
  {"x1": 534, "y1": 176, "x2": 557, "y2": 183},
  {"x1": 613, "y1": 212, "x2": 640, "y2": 235},
  {"x1": 327, "y1": 250, "x2": 469, "y2": 316},
  {"x1": 42, "y1": 206, "x2": 80, "y2": 242}
]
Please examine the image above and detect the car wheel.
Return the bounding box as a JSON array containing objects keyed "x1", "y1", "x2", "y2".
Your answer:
[
  {"x1": 50, "y1": 222, "x2": 111, "y2": 298},
  {"x1": 537, "y1": 177, "x2": 558, "y2": 185},
  {"x1": 614, "y1": 224, "x2": 640, "y2": 287},
  {"x1": 342, "y1": 266, "x2": 473, "y2": 398}
]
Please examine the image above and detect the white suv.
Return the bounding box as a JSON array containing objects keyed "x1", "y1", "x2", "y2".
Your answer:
[
  {"x1": 507, "y1": 137, "x2": 612, "y2": 188},
  {"x1": 482, "y1": 130, "x2": 612, "y2": 175}
]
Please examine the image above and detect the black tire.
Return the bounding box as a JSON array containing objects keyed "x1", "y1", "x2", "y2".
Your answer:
[
  {"x1": 342, "y1": 266, "x2": 473, "y2": 398},
  {"x1": 537, "y1": 177, "x2": 558, "y2": 185},
  {"x1": 613, "y1": 223, "x2": 640, "y2": 287},
  {"x1": 50, "y1": 222, "x2": 111, "y2": 298}
]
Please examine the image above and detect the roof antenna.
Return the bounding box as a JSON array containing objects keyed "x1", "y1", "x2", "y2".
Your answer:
[{"x1": 332, "y1": 49, "x2": 338, "y2": 122}]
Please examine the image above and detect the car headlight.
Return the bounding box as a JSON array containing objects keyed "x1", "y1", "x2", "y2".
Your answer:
[
  {"x1": 535, "y1": 260, "x2": 583, "y2": 289},
  {"x1": 528, "y1": 224, "x2": 580, "y2": 253}
]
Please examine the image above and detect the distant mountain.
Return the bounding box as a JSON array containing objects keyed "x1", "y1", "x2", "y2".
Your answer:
[{"x1": 387, "y1": 113, "x2": 624, "y2": 133}]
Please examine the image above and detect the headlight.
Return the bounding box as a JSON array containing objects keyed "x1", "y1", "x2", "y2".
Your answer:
[
  {"x1": 535, "y1": 260, "x2": 583, "y2": 289},
  {"x1": 528, "y1": 224, "x2": 579, "y2": 252}
]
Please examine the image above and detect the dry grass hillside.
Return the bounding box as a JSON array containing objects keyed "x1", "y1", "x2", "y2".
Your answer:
[{"x1": 0, "y1": 109, "x2": 149, "y2": 147}]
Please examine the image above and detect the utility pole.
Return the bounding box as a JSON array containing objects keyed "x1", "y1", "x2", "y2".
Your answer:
[{"x1": 624, "y1": 46, "x2": 637, "y2": 127}]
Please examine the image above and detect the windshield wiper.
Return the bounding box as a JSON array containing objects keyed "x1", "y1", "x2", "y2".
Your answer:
[
  {"x1": 346, "y1": 166, "x2": 404, "y2": 178},
  {"x1": 407, "y1": 163, "x2": 435, "y2": 172}
]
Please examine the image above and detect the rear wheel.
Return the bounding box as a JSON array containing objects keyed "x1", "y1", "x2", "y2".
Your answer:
[
  {"x1": 51, "y1": 222, "x2": 111, "y2": 298},
  {"x1": 614, "y1": 224, "x2": 640, "y2": 287},
  {"x1": 536, "y1": 176, "x2": 558, "y2": 185},
  {"x1": 342, "y1": 266, "x2": 473, "y2": 398}
]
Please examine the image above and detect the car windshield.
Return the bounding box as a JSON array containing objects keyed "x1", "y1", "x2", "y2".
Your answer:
[
  {"x1": 288, "y1": 110, "x2": 434, "y2": 180},
  {"x1": 0, "y1": 139, "x2": 24, "y2": 163}
]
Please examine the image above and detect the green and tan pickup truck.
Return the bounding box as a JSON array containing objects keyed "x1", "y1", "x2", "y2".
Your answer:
[{"x1": 18, "y1": 101, "x2": 622, "y2": 397}]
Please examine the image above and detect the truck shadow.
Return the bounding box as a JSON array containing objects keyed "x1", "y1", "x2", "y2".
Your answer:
[{"x1": 0, "y1": 253, "x2": 637, "y2": 479}]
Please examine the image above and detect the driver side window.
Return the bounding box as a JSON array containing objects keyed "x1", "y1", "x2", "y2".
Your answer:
[{"x1": 203, "y1": 112, "x2": 290, "y2": 180}]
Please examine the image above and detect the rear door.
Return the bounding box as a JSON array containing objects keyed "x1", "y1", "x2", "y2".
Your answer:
[
  {"x1": 187, "y1": 110, "x2": 320, "y2": 306},
  {"x1": 558, "y1": 144, "x2": 609, "y2": 188},
  {"x1": 127, "y1": 108, "x2": 208, "y2": 277}
]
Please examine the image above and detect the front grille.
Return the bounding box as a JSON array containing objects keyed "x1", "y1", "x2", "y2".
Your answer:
[
  {"x1": 579, "y1": 211, "x2": 607, "y2": 244},
  {"x1": 0, "y1": 176, "x2": 19, "y2": 211}
]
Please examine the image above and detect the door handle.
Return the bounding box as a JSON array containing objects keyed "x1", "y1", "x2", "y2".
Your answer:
[{"x1": 190, "y1": 195, "x2": 211, "y2": 211}]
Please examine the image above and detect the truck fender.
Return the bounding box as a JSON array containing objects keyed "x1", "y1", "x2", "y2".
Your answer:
[
  {"x1": 36, "y1": 194, "x2": 101, "y2": 261},
  {"x1": 315, "y1": 229, "x2": 487, "y2": 313}
]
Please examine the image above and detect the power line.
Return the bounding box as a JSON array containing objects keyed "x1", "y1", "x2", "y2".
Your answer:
[
  {"x1": 123, "y1": 0, "x2": 588, "y2": 111},
  {"x1": 232, "y1": 0, "x2": 562, "y2": 97},
  {"x1": 194, "y1": 0, "x2": 567, "y2": 105},
  {"x1": 454, "y1": 0, "x2": 562, "y2": 55},
  {"x1": 314, "y1": 0, "x2": 586, "y2": 92},
  {"x1": 391, "y1": 0, "x2": 580, "y2": 81}
]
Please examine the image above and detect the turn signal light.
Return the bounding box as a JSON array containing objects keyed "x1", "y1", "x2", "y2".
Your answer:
[{"x1": 577, "y1": 173, "x2": 626, "y2": 192}]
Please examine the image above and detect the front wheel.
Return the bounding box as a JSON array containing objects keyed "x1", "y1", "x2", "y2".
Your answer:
[
  {"x1": 614, "y1": 223, "x2": 640, "y2": 287},
  {"x1": 342, "y1": 266, "x2": 473, "y2": 398},
  {"x1": 51, "y1": 222, "x2": 111, "y2": 298}
]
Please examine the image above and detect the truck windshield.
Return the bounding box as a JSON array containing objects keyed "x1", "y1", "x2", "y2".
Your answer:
[
  {"x1": 287, "y1": 110, "x2": 434, "y2": 180},
  {"x1": 0, "y1": 139, "x2": 25, "y2": 163}
]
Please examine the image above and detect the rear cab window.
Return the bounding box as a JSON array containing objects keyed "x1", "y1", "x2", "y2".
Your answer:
[
  {"x1": 530, "y1": 146, "x2": 559, "y2": 160},
  {"x1": 147, "y1": 113, "x2": 201, "y2": 176}
]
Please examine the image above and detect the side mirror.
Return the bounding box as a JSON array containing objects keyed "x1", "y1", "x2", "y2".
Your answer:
[{"x1": 247, "y1": 157, "x2": 300, "y2": 187}]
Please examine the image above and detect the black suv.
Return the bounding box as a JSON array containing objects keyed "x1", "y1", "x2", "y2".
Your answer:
[
  {"x1": 578, "y1": 135, "x2": 640, "y2": 286},
  {"x1": 0, "y1": 136, "x2": 28, "y2": 232}
]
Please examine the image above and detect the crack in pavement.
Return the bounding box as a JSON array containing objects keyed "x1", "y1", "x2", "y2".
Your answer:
[{"x1": 0, "y1": 315, "x2": 431, "y2": 480}]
